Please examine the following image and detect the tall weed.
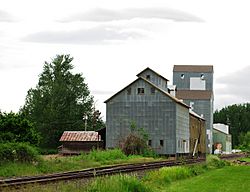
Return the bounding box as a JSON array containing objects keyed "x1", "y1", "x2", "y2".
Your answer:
[
  {"x1": 145, "y1": 166, "x2": 192, "y2": 185},
  {"x1": 206, "y1": 155, "x2": 227, "y2": 168},
  {"x1": 86, "y1": 174, "x2": 151, "y2": 192},
  {"x1": 86, "y1": 149, "x2": 127, "y2": 162}
]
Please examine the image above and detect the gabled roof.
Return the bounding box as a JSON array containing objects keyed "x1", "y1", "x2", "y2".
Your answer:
[
  {"x1": 104, "y1": 77, "x2": 189, "y2": 108},
  {"x1": 176, "y1": 90, "x2": 213, "y2": 100},
  {"x1": 173, "y1": 65, "x2": 213, "y2": 73},
  {"x1": 137, "y1": 67, "x2": 169, "y2": 82},
  {"x1": 59, "y1": 131, "x2": 100, "y2": 142}
]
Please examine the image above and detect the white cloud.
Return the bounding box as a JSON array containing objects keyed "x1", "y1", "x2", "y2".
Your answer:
[
  {"x1": 215, "y1": 65, "x2": 250, "y2": 109},
  {"x1": 0, "y1": 10, "x2": 16, "y2": 22},
  {"x1": 22, "y1": 25, "x2": 146, "y2": 44},
  {"x1": 61, "y1": 7, "x2": 204, "y2": 23}
]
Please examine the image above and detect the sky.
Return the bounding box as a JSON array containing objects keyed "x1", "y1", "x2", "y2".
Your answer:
[{"x1": 1, "y1": 0, "x2": 250, "y2": 120}]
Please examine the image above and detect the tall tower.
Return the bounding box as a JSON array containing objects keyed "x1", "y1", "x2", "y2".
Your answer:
[{"x1": 173, "y1": 65, "x2": 214, "y2": 153}]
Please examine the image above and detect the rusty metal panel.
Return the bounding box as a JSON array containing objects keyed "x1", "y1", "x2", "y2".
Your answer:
[{"x1": 59, "y1": 131, "x2": 100, "y2": 142}]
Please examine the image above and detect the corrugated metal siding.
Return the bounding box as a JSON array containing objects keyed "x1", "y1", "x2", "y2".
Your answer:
[
  {"x1": 137, "y1": 69, "x2": 169, "y2": 92},
  {"x1": 175, "y1": 104, "x2": 190, "y2": 153},
  {"x1": 106, "y1": 79, "x2": 177, "y2": 155},
  {"x1": 173, "y1": 66, "x2": 214, "y2": 153},
  {"x1": 183, "y1": 99, "x2": 213, "y2": 153},
  {"x1": 173, "y1": 72, "x2": 213, "y2": 91},
  {"x1": 59, "y1": 131, "x2": 100, "y2": 141},
  {"x1": 213, "y1": 129, "x2": 232, "y2": 154},
  {"x1": 190, "y1": 115, "x2": 206, "y2": 154}
]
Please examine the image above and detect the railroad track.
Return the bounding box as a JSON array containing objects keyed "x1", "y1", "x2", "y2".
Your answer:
[
  {"x1": 219, "y1": 153, "x2": 247, "y2": 160},
  {"x1": 0, "y1": 153, "x2": 246, "y2": 188},
  {"x1": 0, "y1": 158, "x2": 204, "y2": 188}
]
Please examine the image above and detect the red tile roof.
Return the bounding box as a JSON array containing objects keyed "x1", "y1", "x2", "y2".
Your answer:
[{"x1": 59, "y1": 131, "x2": 100, "y2": 142}]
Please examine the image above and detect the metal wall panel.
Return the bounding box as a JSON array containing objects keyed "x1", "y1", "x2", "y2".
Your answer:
[
  {"x1": 106, "y1": 79, "x2": 178, "y2": 154},
  {"x1": 176, "y1": 104, "x2": 190, "y2": 153},
  {"x1": 138, "y1": 69, "x2": 169, "y2": 92},
  {"x1": 173, "y1": 72, "x2": 213, "y2": 91}
]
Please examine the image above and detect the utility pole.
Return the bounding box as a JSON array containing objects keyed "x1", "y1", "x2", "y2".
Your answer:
[{"x1": 84, "y1": 114, "x2": 88, "y2": 131}]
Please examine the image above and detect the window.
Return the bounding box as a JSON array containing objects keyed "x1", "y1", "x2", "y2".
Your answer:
[
  {"x1": 190, "y1": 102, "x2": 194, "y2": 110},
  {"x1": 151, "y1": 87, "x2": 156, "y2": 94},
  {"x1": 146, "y1": 75, "x2": 151, "y2": 80},
  {"x1": 127, "y1": 87, "x2": 131, "y2": 95},
  {"x1": 160, "y1": 140, "x2": 164, "y2": 147},
  {"x1": 148, "y1": 140, "x2": 152, "y2": 146},
  {"x1": 181, "y1": 74, "x2": 185, "y2": 79},
  {"x1": 200, "y1": 73, "x2": 204, "y2": 80},
  {"x1": 190, "y1": 77, "x2": 205, "y2": 90},
  {"x1": 137, "y1": 88, "x2": 145, "y2": 95}
]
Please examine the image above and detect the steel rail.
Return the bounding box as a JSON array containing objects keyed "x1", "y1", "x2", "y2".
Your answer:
[
  {"x1": 0, "y1": 153, "x2": 246, "y2": 188},
  {"x1": 0, "y1": 158, "x2": 204, "y2": 188}
]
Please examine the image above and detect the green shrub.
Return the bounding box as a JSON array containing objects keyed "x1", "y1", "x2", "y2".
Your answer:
[
  {"x1": 188, "y1": 164, "x2": 207, "y2": 176},
  {"x1": 145, "y1": 166, "x2": 192, "y2": 185},
  {"x1": 0, "y1": 142, "x2": 39, "y2": 164},
  {"x1": 38, "y1": 148, "x2": 58, "y2": 155},
  {"x1": 86, "y1": 149, "x2": 127, "y2": 162},
  {"x1": 86, "y1": 174, "x2": 151, "y2": 192},
  {"x1": 206, "y1": 155, "x2": 226, "y2": 168}
]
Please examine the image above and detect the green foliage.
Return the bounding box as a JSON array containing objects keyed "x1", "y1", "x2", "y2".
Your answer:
[
  {"x1": 0, "y1": 112, "x2": 39, "y2": 145},
  {"x1": 21, "y1": 54, "x2": 105, "y2": 149},
  {"x1": 38, "y1": 148, "x2": 58, "y2": 155},
  {"x1": 144, "y1": 166, "x2": 192, "y2": 185},
  {"x1": 238, "y1": 131, "x2": 250, "y2": 151},
  {"x1": 206, "y1": 155, "x2": 227, "y2": 168},
  {"x1": 214, "y1": 103, "x2": 250, "y2": 147},
  {"x1": 0, "y1": 148, "x2": 158, "y2": 178},
  {"x1": 86, "y1": 175, "x2": 152, "y2": 192},
  {"x1": 120, "y1": 122, "x2": 154, "y2": 156},
  {"x1": 86, "y1": 149, "x2": 127, "y2": 162},
  {"x1": 0, "y1": 142, "x2": 39, "y2": 164}
]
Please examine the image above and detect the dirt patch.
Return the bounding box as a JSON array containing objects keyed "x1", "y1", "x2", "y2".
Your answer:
[{"x1": 42, "y1": 154, "x2": 65, "y2": 160}]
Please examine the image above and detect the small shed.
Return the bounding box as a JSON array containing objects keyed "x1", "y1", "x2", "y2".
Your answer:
[
  {"x1": 213, "y1": 124, "x2": 232, "y2": 154},
  {"x1": 58, "y1": 131, "x2": 104, "y2": 155}
]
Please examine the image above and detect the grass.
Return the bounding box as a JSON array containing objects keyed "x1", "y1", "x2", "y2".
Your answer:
[
  {"x1": 0, "y1": 149, "x2": 161, "y2": 178},
  {"x1": 4, "y1": 156, "x2": 249, "y2": 192},
  {"x1": 240, "y1": 157, "x2": 250, "y2": 162},
  {"x1": 167, "y1": 166, "x2": 250, "y2": 192}
]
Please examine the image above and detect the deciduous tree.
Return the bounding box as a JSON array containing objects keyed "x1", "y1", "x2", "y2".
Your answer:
[{"x1": 21, "y1": 54, "x2": 104, "y2": 148}]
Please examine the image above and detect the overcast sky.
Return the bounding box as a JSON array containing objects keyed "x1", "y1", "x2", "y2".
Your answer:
[{"x1": 1, "y1": 0, "x2": 250, "y2": 120}]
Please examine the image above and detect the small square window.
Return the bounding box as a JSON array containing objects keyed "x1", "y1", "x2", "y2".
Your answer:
[
  {"x1": 146, "y1": 75, "x2": 151, "y2": 80},
  {"x1": 151, "y1": 87, "x2": 156, "y2": 94},
  {"x1": 137, "y1": 88, "x2": 145, "y2": 95},
  {"x1": 148, "y1": 140, "x2": 152, "y2": 146},
  {"x1": 127, "y1": 88, "x2": 131, "y2": 95},
  {"x1": 160, "y1": 140, "x2": 164, "y2": 147},
  {"x1": 200, "y1": 73, "x2": 204, "y2": 80}
]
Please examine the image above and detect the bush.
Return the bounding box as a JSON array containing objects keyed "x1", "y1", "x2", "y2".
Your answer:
[
  {"x1": 145, "y1": 166, "x2": 192, "y2": 185},
  {"x1": 119, "y1": 122, "x2": 155, "y2": 157},
  {"x1": 0, "y1": 142, "x2": 39, "y2": 164},
  {"x1": 86, "y1": 149, "x2": 127, "y2": 162},
  {"x1": 38, "y1": 148, "x2": 58, "y2": 155},
  {"x1": 0, "y1": 112, "x2": 40, "y2": 146},
  {"x1": 206, "y1": 155, "x2": 227, "y2": 168},
  {"x1": 238, "y1": 131, "x2": 250, "y2": 152}
]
